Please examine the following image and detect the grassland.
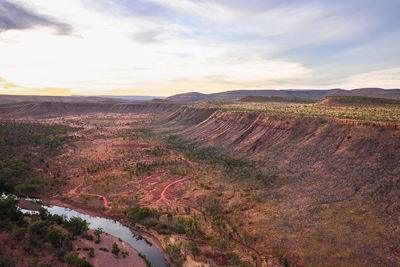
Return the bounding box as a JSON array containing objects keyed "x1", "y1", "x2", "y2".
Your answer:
[{"x1": 192, "y1": 96, "x2": 400, "y2": 123}]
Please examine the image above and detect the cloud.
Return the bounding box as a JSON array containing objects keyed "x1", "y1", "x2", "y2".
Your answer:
[
  {"x1": 0, "y1": 0, "x2": 72, "y2": 34},
  {"x1": 145, "y1": 0, "x2": 238, "y2": 23},
  {"x1": 341, "y1": 68, "x2": 400, "y2": 89},
  {"x1": 0, "y1": 0, "x2": 399, "y2": 95},
  {"x1": 132, "y1": 29, "x2": 163, "y2": 43},
  {"x1": 0, "y1": 77, "x2": 71, "y2": 95},
  {"x1": 37, "y1": 87, "x2": 71, "y2": 95}
]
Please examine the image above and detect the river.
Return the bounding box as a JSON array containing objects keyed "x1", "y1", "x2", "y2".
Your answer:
[{"x1": 7, "y1": 194, "x2": 170, "y2": 267}]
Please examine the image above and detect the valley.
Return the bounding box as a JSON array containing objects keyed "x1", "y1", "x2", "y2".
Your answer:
[{"x1": 0, "y1": 97, "x2": 399, "y2": 267}]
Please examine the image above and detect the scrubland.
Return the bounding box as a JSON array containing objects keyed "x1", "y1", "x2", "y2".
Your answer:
[{"x1": 1, "y1": 96, "x2": 399, "y2": 267}]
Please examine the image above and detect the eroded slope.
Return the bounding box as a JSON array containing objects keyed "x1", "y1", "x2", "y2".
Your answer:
[{"x1": 162, "y1": 107, "x2": 400, "y2": 266}]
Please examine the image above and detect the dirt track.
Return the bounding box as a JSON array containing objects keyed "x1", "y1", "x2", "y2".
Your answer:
[
  {"x1": 147, "y1": 155, "x2": 263, "y2": 267},
  {"x1": 68, "y1": 182, "x2": 111, "y2": 209},
  {"x1": 58, "y1": 116, "x2": 264, "y2": 266}
]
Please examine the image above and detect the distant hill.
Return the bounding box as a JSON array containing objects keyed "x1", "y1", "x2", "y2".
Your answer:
[
  {"x1": 165, "y1": 92, "x2": 209, "y2": 102},
  {"x1": 96, "y1": 95, "x2": 167, "y2": 101},
  {"x1": 238, "y1": 96, "x2": 317, "y2": 103},
  {"x1": 166, "y1": 88, "x2": 400, "y2": 102}
]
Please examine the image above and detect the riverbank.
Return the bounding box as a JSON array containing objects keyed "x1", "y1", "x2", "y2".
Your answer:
[
  {"x1": 26, "y1": 196, "x2": 170, "y2": 266},
  {"x1": 45, "y1": 198, "x2": 167, "y2": 250},
  {"x1": 74, "y1": 229, "x2": 147, "y2": 267}
]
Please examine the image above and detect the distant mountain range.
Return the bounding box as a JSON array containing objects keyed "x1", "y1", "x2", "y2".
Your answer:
[
  {"x1": 0, "y1": 95, "x2": 165, "y2": 104},
  {"x1": 95, "y1": 95, "x2": 166, "y2": 101},
  {"x1": 166, "y1": 88, "x2": 400, "y2": 102},
  {"x1": 1, "y1": 88, "x2": 400, "y2": 104}
]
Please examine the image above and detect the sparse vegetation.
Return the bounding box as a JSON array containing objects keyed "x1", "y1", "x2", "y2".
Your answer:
[
  {"x1": 0, "y1": 100, "x2": 398, "y2": 267},
  {"x1": 112, "y1": 242, "x2": 120, "y2": 256},
  {"x1": 0, "y1": 121, "x2": 79, "y2": 194},
  {"x1": 193, "y1": 95, "x2": 400, "y2": 122},
  {"x1": 65, "y1": 217, "x2": 89, "y2": 236}
]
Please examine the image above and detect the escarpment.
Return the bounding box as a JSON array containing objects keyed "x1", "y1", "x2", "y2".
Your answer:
[
  {"x1": 160, "y1": 107, "x2": 400, "y2": 266},
  {"x1": 0, "y1": 101, "x2": 180, "y2": 116},
  {"x1": 167, "y1": 107, "x2": 400, "y2": 220}
]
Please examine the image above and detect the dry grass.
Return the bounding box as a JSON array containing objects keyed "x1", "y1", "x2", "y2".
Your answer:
[{"x1": 192, "y1": 98, "x2": 400, "y2": 122}]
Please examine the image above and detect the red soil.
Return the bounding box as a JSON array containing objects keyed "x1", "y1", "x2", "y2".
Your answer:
[
  {"x1": 111, "y1": 143, "x2": 152, "y2": 150},
  {"x1": 81, "y1": 192, "x2": 111, "y2": 209},
  {"x1": 150, "y1": 178, "x2": 188, "y2": 206},
  {"x1": 68, "y1": 182, "x2": 110, "y2": 209}
]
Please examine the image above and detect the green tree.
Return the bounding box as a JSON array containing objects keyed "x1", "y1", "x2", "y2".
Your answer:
[
  {"x1": 164, "y1": 243, "x2": 183, "y2": 265},
  {"x1": 167, "y1": 213, "x2": 173, "y2": 224},
  {"x1": 128, "y1": 205, "x2": 157, "y2": 223},
  {"x1": 112, "y1": 242, "x2": 120, "y2": 257},
  {"x1": 93, "y1": 228, "x2": 104, "y2": 243},
  {"x1": 65, "y1": 217, "x2": 89, "y2": 236},
  {"x1": 12, "y1": 227, "x2": 27, "y2": 241},
  {"x1": 39, "y1": 207, "x2": 49, "y2": 220},
  {"x1": 46, "y1": 228, "x2": 64, "y2": 248},
  {"x1": 30, "y1": 219, "x2": 50, "y2": 237},
  {"x1": 0, "y1": 195, "x2": 22, "y2": 221},
  {"x1": 64, "y1": 251, "x2": 93, "y2": 267}
]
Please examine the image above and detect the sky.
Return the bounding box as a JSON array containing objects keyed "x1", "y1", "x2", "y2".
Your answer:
[{"x1": 0, "y1": 0, "x2": 399, "y2": 96}]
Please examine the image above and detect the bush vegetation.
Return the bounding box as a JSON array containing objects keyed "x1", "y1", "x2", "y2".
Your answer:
[
  {"x1": 165, "y1": 135, "x2": 275, "y2": 186},
  {"x1": 0, "y1": 121, "x2": 79, "y2": 194},
  {"x1": 0, "y1": 195, "x2": 94, "y2": 266}
]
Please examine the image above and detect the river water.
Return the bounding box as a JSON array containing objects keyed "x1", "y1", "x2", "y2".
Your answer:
[
  {"x1": 45, "y1": 205, "x2": 169, "y2": 267},
  {"x1": 2, "y1": 193, "x2": 170, "y2": 267}
]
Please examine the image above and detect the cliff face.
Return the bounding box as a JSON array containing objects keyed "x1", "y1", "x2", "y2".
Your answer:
[
  {"x1": 167, "y1": 108, "x2": 400, "y2": 254},
  {"x1": 0, "y1": 102, "x2": 180, "y2": 116},
  {"x1": 109, "y1": 102, "x2": 180, "y2": 114},
  {"x1": 165, "y1": 106, "x2": 218, "y2": 126},
  {"x1": 166, "y1": 88, "x2": 400, "y2": 102},
  {"x1": 176, "y1": 108, "x2": 400, "y2": 200}
]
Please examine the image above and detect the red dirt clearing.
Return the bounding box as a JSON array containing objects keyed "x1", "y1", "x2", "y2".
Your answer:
[
  {"x1": 67, "y1": 182, "x2": 111, "y2": 209},
  {"x1": 111, "y1": 143, "x2": 152, "y2": 150},
  {"x1": 150, "y1": 178, "x2": 188, "y2": 206}
]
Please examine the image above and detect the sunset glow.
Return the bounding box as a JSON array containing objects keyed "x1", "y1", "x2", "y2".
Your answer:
[{"x1": 0, "y1": 0, "x2": 399, "y2": 95}]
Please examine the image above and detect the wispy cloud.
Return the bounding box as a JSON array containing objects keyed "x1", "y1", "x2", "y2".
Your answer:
[
  {"x1": 0, "y1": 76, "x2": 71, "y2": 95},
  {"x1": 341, "y1": 68, "x2": 400, "y2": 89},
  {"x1": 132, "y1": 29, "x2": 163, "y2": 43},
  {"x1": 0, "y1": 0, "x2": 72, "y2": 34},
  {"x1": 0, "y1": 0, "x2": 399, "y2": 95}
]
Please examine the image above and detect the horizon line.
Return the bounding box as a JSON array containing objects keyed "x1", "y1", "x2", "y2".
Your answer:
[{"x1": 1, "y1": 87, "x2": 400, "y2": 97}]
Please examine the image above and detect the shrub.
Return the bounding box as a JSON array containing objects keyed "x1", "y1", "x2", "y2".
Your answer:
[
  {"x1": 164, "y1": 243, "x2": 183, "y2": 265},
  {"x1": 175, "y1": 223, "x2": 185, "y2": 234},
  {"x1": 231, "y1": 253, "x2": 241, "y2": 266},
  {"x1": 39, "y1": 207, "x2": 49, "y2": 220},
  {"x1": 65, "y1": 217, "x2": 89, "y2": 236},
  {"x1": 30, "y1": 219, "x2": 50, "y2": 237},
  {"x1": 128, "y1": 205, "x2": 157, "y2": 223},
  {"x1": 12, "y1": 227, "x2": 27, "y2": 241},
  {"x1": 52, "y1": 214, "x2": 66, "y2": 225},
  {"x1": 83, "y1": 233, "x2": 94, "y2": 241},
  {"x1": 93, "y1": 228, "x2": 104, "y2": 242},
  {"x1": 138, "y1": 253, "x2": 154, "y2": 267},
  {"x1": 88, "y1": 248, "x2": 94, "y2": 258},
  {"x1": 46, "y1": 228, "x2": 64, "y2": 248},
  {"x1": 112, "y1": 242, "x2": 120, "y2": 257},
  {"x1": 0, "y1": 195, "x2": 22, "y2": 221},
  {"x1": 64, "y1": 251, "x2": 93, "y2": 267},
  {"x1": 183, "y1": 240, "x2": 199, "y2": 256}
]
